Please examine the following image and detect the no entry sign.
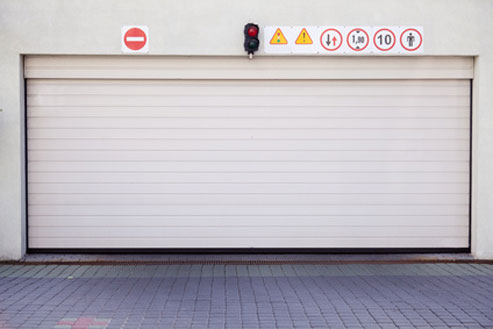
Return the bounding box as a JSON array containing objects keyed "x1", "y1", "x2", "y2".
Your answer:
[{"x1": 121, "y1": 26, "x2": 149, "y2": 53}]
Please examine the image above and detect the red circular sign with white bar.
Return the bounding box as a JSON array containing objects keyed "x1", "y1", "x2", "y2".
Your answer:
[{"x1": 124, "y1": 27, "x2": 147, "y2": 51}]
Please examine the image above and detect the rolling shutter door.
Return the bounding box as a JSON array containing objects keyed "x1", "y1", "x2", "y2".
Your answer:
[{"x1": 25, "y1": 56, "x2": 472, "y2": 249}]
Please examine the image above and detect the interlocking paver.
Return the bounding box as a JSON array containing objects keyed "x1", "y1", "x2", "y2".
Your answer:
[{"x1": 0, "y1": 263, "x2": 493, "y2": 328}]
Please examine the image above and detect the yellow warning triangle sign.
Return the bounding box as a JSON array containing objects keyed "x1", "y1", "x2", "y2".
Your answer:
[
  {"x1": 270, "y1": 28, "x2": 288, "y2": 45},
  {"x1": 295, "y1": 28, "x2": 313, "y2": 44}
]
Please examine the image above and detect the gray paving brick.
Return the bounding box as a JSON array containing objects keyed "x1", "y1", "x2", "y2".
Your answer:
[{"x1": 1, "y1": 263, "x2": 493, "y2": 328}]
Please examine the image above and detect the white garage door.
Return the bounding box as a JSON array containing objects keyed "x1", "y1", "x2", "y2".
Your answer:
[{"x1": 25, "y1": 56, "x2": 472, "y2": 249}]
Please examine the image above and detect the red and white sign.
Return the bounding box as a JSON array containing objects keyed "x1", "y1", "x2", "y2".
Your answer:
[
  {"x1": 373, "y1": 28, "x2": 396, "y2": 52},
  {"x1": 122, "y1": 26, "x2": 149, "y2": 53},
  {"x1": 320, "y1": 28, "x2": 343, "y2": 52},
  {"x1": 400, "y1": 28, "x2": 423, "y2": 52},
  {"x1": 347, "y1": 28, "x2": 370, "y2": 52}
]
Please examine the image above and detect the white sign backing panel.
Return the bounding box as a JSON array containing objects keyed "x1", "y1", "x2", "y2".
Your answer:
[{"x1": 264, "y1": 26, "x2": 423, "y2": 55}]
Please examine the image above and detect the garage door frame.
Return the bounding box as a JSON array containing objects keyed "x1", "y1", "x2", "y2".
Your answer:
[{"x1": 23, "y1": 55, "x2": 473, "y2": 253}]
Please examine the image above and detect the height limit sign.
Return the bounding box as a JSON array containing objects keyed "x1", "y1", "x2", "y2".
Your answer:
[{"x1": 347, "y1": 28, "x2": 370, "y2": 52}]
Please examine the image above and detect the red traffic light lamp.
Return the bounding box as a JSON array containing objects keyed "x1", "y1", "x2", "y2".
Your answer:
[
  {"x1": 247, "y1": 25, "x2": 259, "y2": 37},
  {"x1": 244, "y1": 23, "x2": 260, "y2": 58}
]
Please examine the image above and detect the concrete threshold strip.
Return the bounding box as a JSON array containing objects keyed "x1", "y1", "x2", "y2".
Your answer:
[
  {"x1": 2, "y1": 260, "x2": 493, "y2": 266},
  {"x1": 1, "y1": 254, "x2": 493, "y2": 266}
]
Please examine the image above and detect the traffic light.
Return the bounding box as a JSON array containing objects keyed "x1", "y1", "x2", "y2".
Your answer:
[{"x1": 244, "y1": 23, "x2": 260, "y2": 56}]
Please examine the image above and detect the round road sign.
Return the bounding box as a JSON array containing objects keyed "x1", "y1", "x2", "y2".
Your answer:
[
  {"x1": 373, "y1": 28, "x2": 396, "y2": 51},
  {"x1": 347, "y1": 28, "x2": 369, "y2": 51},
  {"x1": 400, "y1": 28, "x2": 423, "y2": 51},
  {"x1": 320, "y1": 28, "x2": 343, "y2": 51},
  {"x1": 124, "y1": 27, "x2": 147, "y2": 51}
]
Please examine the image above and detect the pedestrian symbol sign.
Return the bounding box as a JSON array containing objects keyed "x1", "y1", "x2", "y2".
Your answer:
[
  {"x1": 270, "y1": 28, "x2": 288, "y2": 44},
  {"x1": 400, "y1": 28, "x2": 423, "y2": 52},
  {"x1": 295, "y1": 28, "x2": 313, "y2": 44}
]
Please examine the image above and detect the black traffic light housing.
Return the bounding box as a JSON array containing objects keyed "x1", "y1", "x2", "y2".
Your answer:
[{"x1": 244, "y1": 23, "x2": 260, "y2": 55}]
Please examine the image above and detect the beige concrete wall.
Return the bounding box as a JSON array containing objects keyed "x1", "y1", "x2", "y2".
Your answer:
[{"x1": 0, "y1": 0, "x2": 492, "y2": 259}]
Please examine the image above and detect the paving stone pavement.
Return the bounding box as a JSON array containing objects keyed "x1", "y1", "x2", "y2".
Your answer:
[{"x1": 0, "y1": 263, "x2": 492, "y2": 329}]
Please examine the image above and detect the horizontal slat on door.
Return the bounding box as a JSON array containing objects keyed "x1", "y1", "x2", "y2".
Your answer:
[
  {"x1": 28, "y1": 161, "x2": 470, "y2": 173},
  {"x1": 27, "y1": 76, "x2": 470, "y2": 249},
  {"x1": 27, "y1": 172, "x2": 468, "y2": 184},
  {"x1": 27, "y1": 237, "x2": 468, "y2": 249},
  {"x1": 24, "y1": 56, "x2": 474, "y2": 80},
  {"x1": 27, "y1": 80, "x2": 471, "y2": 96},
  {"x1": 29, "y1": 205, "x2": 469, "y2": 216},
  {"x1": 27, "y1": 128, "x2": 470, "y2": 140},
  {"x1": 28, "y1": 215, "x2": 468, "y2": 227},
  {"x1": 29, "y1": 226, "x2": 468, "y2": 238},
  {"x1": 28, "y1": 183, "x2": 470, "y2": 194},
  {"x1": 27, "y1": 107, "x2": 471, "y2": 119},
  {"x1": 27, "y1": 95, "x2": 470, "y2": 107},
  {"x1": 28, "y1": 150, "x2": 470, "y2": 161},
  {"x1": 27, "y1": 139, "x2": 470, "y2": 151},
  {"x1": 27, "y1": 118, "x2": 470, "y2": 129},
  {"x1": 27, "y1": 193, "x2": 468, "y2": 205}
]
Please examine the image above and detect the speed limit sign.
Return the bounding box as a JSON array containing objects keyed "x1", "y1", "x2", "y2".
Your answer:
[{"x1": 373, "y1": 27, "x2": 397, "y2": 52}]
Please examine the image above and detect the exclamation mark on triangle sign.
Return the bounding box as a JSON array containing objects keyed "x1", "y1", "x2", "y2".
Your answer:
[
  {"x1": 295, "y1": 28, "x2": 313, "y2": 44},
  {"x1": 270, "y1": 28, "x2": 288, "y2": 44}
]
